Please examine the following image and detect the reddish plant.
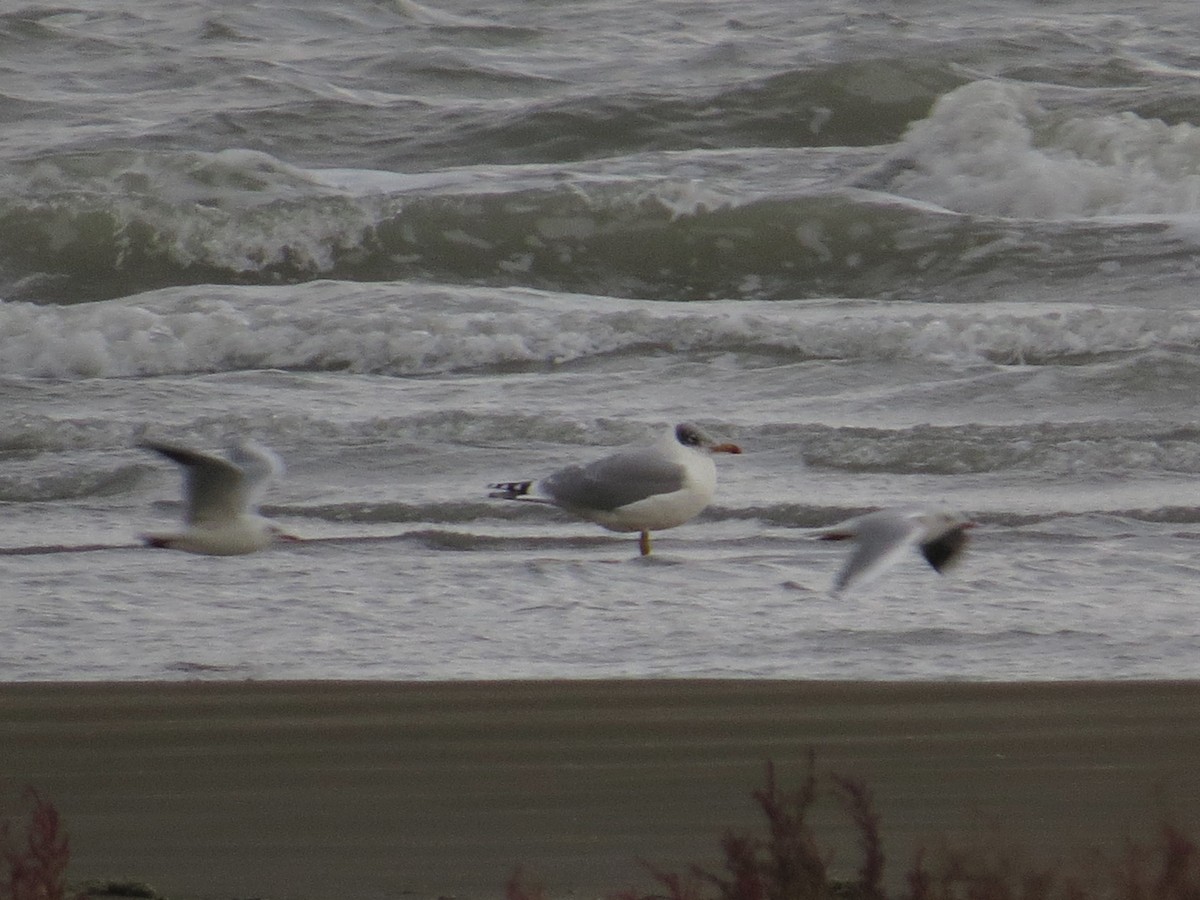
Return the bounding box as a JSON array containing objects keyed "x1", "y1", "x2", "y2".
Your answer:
[
  {"x1": 831, "y1": 773, "x2": 885, "y2": 900},
  {"x1": 690, "y1": 755, "x2": 836, "y2": 900},
  {"x1": 1153, "y1": 825, "x2": 1200, "y2": 899},
  {"x1": 506, "y1": 866, "x2": 549, "y2": 900},
  {"x1": 512, "y1": 756, "x2": 1200, "y2": 900},
  {"x1": 1, "y1": 789, "x2": 70, "y2": 900}
]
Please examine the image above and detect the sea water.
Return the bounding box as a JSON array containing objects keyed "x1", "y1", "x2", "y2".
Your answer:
[{"x1": 4, "y1": 0, "x2": 1200, "y2": 681}]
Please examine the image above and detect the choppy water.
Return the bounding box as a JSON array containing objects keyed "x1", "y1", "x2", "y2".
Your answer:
[{"x1": 4, "y1": 0, "x2": 1200, "y2": 681}]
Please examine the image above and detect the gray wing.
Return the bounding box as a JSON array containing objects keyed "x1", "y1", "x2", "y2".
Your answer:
[
  {"x1": 226, "y1": 440, "x2": 284, "y2": 507},
  {"x1": 541, "y1": 448, "x2": 687, "y2": 512},
  {"x1": 141, "y1": 442, "x2": 248, "y2": 526},
  {"x1": 830, "y1": 512, "x2": 923, "y2": 594}
]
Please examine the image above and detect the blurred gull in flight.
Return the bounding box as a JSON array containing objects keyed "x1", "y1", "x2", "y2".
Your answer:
[
  {"x1": 139, "y1": 439, "x2": 295, "y2": 555},
  {"x1": 816, "y1": 507, "x2": 974, "y2": 594},
  {"x1": 489, "y1": 422, "x2": 741, "y2": 556}
]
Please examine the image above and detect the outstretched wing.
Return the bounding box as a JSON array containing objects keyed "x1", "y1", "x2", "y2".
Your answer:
[
  {"x1": 822, "y1": 511, "x2": 923, "y2": 594},
  {"x1": 141, "y1": 442, "x2": 248, "y2": 526},
  {"x1": 226, "y1": 439, "x2": 285, "y2": 508}
]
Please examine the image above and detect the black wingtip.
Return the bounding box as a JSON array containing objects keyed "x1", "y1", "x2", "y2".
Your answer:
[
  {"x1": 488, "y1": 480, "x2": 534, "y2": 500},
  {"x1": 921, "y1": 526, "x2": 971, "y2": 573}
]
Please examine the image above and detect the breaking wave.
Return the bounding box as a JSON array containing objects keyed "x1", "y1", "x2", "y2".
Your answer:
[
  {"x1": 3, "y1": 283, "x2": 1200, "y2": 379},
  {"x1": 874, "y1": 79, "x2": 1200, "y2": 219},
  {"x1": 10, "y1": 101, "x2": 1200, "y2": 307}
]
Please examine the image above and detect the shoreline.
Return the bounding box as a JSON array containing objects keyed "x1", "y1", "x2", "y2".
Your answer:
[{"x1": 3, "y1": 679, "x2": 1199, "y2": 899}]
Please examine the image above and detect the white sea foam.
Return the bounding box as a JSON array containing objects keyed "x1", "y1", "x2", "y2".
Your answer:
[
  {"x1": 3, "y1": 150, "x2": 387, "y2": 279},
  {"x1": 2, "y1": 147, "x2": 771, "y2": 303},
  {"x1": 1, "y1": 284, "x2": 1195, "y2": 380},
  {"x1": 888, "y1": 80, "x2": 1200, "y2": 219}
]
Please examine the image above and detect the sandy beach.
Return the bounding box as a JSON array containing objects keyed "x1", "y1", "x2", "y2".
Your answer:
[{"x1": 2, "y1": 680, "x2": 1199, "y2": 900}]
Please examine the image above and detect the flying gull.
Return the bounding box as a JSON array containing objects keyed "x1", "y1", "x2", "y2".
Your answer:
[
  {"x1": 816, "y1": 507, "x2": 974, "y2": 594},
  {"x1": 139, "y1": 439, "x2": 295, "y2": 555}
]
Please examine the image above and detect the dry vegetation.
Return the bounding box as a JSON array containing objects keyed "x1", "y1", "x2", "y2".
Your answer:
[
  {"x1": 510, "y1": 755, "x2": 1200, "y2": 900},
  {"x1": 1, "y1": 789, "x2": 70, "y2": 900},
  {"x1": 4, "y1": 759, "x2": 1200, "y2": 900}
]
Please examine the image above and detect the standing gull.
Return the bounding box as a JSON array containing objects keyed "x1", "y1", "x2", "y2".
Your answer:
[
  {"x1": 139, "y1": 439, "x2": 294, "y2": 555},
  {"x1": 816, "y1": 507, "x2": 974, "y2": 594},
  {"x1": 489, "y1": 422, "x2": 742, "y2": 556}
]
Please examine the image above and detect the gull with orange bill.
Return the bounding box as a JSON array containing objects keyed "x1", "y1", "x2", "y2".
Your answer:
[{"x1": 489, "y1": 422, "x2": 741, "y2": 556}]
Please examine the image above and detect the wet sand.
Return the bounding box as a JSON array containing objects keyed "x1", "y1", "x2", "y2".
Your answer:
[{"x1": 2, "y1": 680, "x2": 1200, "y2": 900}]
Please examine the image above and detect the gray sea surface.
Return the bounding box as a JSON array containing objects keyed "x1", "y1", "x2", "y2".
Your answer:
[{"x1": 4, "y1": 0, "x2": 1200, "y2": 680}]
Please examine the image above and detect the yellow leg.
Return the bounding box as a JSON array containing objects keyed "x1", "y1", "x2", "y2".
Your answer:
[{"x1": 639, "y1": 530, "x2": 652, "y2": 556}]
